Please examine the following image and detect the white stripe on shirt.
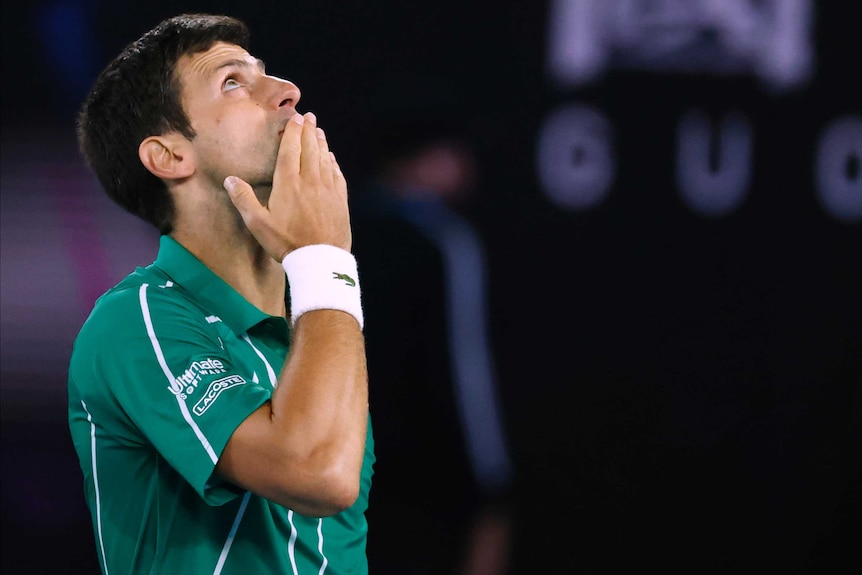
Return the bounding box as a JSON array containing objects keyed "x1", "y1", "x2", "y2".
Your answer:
[
  {"x1": 139, "y1": 283, "x2": 218, "y2": 463},
  {"x1": 213, "y1": 492, "x2": 251, "y2": 575},
  {"x1": 82, "y1": 400, "x2": 111, "y2": 575}
]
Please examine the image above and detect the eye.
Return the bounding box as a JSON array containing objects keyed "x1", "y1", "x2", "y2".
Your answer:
[{"x1": 223, "y1": 77, "x2": 242, "y2": 91}]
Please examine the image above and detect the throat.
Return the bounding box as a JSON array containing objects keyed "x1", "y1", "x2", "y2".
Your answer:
[{"x1": 225, "y1": 258, "x2": 287, "y2": 317}]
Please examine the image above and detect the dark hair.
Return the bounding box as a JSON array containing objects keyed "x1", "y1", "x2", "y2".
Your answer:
[{"x1": 76, "y1": 14, "x2": 250, "y2": 233}]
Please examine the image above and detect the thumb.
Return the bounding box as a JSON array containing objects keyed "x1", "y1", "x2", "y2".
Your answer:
[
  {"x1": 223, "y1": 175, "x2": 287, "y2": 262},
  {"x1": 223, "y1": 175, "x2": 262, "y2": 217}
]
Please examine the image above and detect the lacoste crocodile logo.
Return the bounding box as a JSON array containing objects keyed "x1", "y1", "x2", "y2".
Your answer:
[{"x1": 332, "y1": 272, "x2": 356, "y2": 287}]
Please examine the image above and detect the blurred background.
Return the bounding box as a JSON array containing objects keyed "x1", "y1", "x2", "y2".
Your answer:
[{"x1": 1, "y1": 1, "x2": 860, "y2": 574}]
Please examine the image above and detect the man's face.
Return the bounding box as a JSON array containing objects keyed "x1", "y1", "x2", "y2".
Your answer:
[{"x1": 176, "y1": 42, "x2": 301, "y2": 195}]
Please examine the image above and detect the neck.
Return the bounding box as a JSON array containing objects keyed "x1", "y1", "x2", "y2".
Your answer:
[{"x1": 170, "y1": 215, "x2": 286, "y2": 319}]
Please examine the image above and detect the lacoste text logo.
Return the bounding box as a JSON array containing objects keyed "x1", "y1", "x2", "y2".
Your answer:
[
  {"x1": 193, "y1": 375, "x2": 246, "y2": 416},
  {"x1": 332, "y1": 272, "x2": 356, "y2": 287}
]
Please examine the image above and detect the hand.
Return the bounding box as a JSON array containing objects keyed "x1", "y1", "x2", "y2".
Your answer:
[{"x1": 223, "y1": 112, "x2": 351, "y2": 262}]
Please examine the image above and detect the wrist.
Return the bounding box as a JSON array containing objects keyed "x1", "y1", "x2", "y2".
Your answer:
[{"x1": 281, "y1": 245, "x2": 363, "y2": 329}]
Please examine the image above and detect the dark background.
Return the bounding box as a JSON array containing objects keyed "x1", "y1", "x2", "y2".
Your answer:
[{"x1": 1, "y1": 1, "x2": 859, "y2": 574}]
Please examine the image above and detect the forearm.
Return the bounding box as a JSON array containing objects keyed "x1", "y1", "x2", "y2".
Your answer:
[
  {"x1": 216, "y1": 308, "x2": 368, "y2": 516},
  {"x1": 271, "y1": 309, "x2": 368, "y2": 499}
]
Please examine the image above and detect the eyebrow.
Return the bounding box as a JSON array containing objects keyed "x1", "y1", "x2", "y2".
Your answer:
[{"x1": 210, "y1": 57, "x2": 267, "y2": 77}]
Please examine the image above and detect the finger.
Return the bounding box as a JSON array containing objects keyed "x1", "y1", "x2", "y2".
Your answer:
[
  {"x1": 317, "y1": 127, "x2": 335, "y2": 188},
  {"x1": 224, "y1": 175, "x2": 288, "y2": 261},
  {"x1": 300, "y1": 112, "x2": 320, "y2": 179},
  {"x1": 331, "y1": 152, "x2": 347, "y2": 197},
  {"x1": 224, "y1": 175, "x2": 265, "y2": 225},
  {"x1": 277, "y1": 113, "x2": 305, "y2": 178}
]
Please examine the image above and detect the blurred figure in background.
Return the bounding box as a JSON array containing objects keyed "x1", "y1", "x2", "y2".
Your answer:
[{"x1": 353, "y1": 115, "x2": 515, "y2": 575}]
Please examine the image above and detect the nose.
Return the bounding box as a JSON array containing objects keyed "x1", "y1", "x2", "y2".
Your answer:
[{"x1": 267, "y1": 76, "x2": 301, "y2": 110}]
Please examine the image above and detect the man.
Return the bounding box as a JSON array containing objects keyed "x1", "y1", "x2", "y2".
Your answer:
[
  {"x1": 353, "y1": 117, "x2": 514, "y2": 574},
  {"x1": 68, "y1": 13, "x2": 373, "y2": 574}
]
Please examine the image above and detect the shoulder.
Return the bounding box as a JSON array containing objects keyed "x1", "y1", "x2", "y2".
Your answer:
[
  {"x1": 72, "y1": 267, "x2": 209, "y2": 367},
  {"x1": 84, "y1": 268, "x2": 187, "y2": 327},
  {"x1": 69, "y1": 270, "x2": 224, "y2": 402}
]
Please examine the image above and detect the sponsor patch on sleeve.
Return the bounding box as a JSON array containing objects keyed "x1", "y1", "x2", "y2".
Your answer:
[
  {"x1": 193, "y1": 375, "x2": 247, "y2": 416},
  {"x1": 168, "y1": 358, "x2": 228, "y2": 399}
]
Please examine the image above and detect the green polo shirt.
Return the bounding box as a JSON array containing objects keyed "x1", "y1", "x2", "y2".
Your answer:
[{"x1": 68, "y1": 235, "x2": 375, "y2": 575}]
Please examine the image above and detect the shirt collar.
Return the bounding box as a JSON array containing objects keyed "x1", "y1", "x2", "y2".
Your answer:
[{"x1": 153, "y1": 235, "x2": 274, "y2": 335}]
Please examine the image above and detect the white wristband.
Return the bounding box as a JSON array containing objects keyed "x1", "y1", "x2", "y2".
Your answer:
[{"x1": 281, "y1": 244, "x2": 363, "y2": 329}]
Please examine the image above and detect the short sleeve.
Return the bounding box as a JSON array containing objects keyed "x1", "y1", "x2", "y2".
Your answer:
[{"x1": 70, "y1": 282, "x2": 270, "y2": 504}]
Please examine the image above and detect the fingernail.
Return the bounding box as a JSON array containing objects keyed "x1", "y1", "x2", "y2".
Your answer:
[
  {"x1": 316, "y1": 127, "x2": 325, "y2": 139},
  {"x1": 223, "y1": 176, "x2": 237, "y2": 193},
  {"x1": 306, "y1": 112, "x2": 317, "y2": 125},
  {"x1": 292, "y1": 114, "x2": 305, "y2": 125}
]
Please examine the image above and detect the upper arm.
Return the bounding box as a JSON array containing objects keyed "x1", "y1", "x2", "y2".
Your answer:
[{"x1": 72, "y1": 285, "x2": 270, "y2": 503}]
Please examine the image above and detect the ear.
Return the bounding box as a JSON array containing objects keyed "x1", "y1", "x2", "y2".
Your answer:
[{"x1": 138, "y1": 134, "x2": 195, "y2": 180}]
